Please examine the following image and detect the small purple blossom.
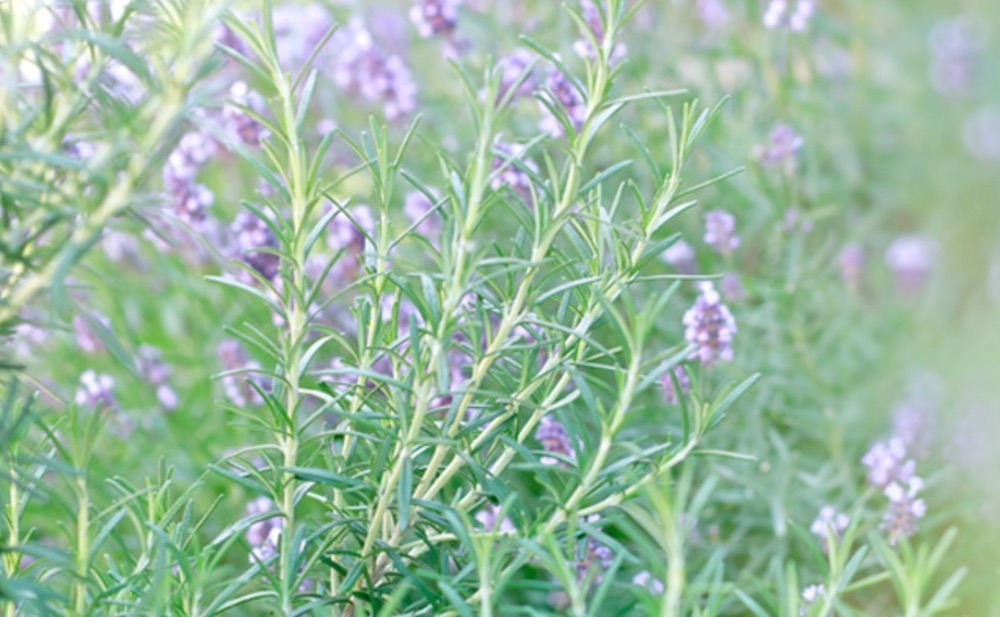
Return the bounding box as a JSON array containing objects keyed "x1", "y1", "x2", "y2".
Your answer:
[
  {"x1": 230, "y1": 210, "x2": 281, "y2": 284},
  {"x1": 474, "y1": 503, "x2": 515, "y2": 533},
  {"x1": 929, "y1": 17, "x2": 986, "y2": 97},
  {"x1": 882, "y1": 477, "x2": 927, "y2": 545},
  {"x1": 218, "y1": 340, "x2": 267, "y2": 407},
  {"x1": 222, "y1": 82, "x2": 269, "y2": 148},
  {"x1": 837, "y1": 243, "x2": 865, "y2": 291},
  {"x1": 703, "y1": 210, "x2": 739, "y2": 255},
  {"x1": 810, "y1": 506, "x2": 849, "y2": 551},
  {"x1": 535, "y1": 416, "x2": 576, "y2": 466},
  {"x1": 409, "y1": 0, "x2": 460, "y2": 39},
  {"x1": 660, "y1": 239, "x2": 696, "y2": 274},
  {"x1": 403, "y1": 190, "x2": 442, "y2": 244},
  {"x1": 575, "y1": 514, "x2": 614, "y2": 585},
  {"x1": 75, "y1": 370, "x2": 115, "y2": 408},
  {"x1": 721, "y1": 272, "x2": 747, "y2": 302},
  {"x1": 696, "y1": 0, "x2": 730, "y2": 30},
  {"x1": 632, "y1": 570, "x2": 665, "y2": 594},
  {"x1": 683, "y1": 282, "x2": 737, "y2": 366},
  {"x1": 73, "y1": 313, "x2": 109, "y2": 354},
  {"x1": 271, "y1": 3, "x2": 334, "y2": 69},
  {"x1": 861, "y1": 437, "x2": 915, "y2": 488},
  {"x1": 754, "y1": 124, "x2": 804, "y2": 173},
  {"x1": 496, "y1": 49, "x2": 536, "y2": 101},
  {"x1": 539, "y1": 67, "x2": 586, "y2": 138},
  {"x1": 136, "y1": 345, "x2": 178, "y2": 410},
  {"x1": 573, "y1": 0, "x2": 626, "y2": 65},
  {"x1": 333, "y1": 19, "x2": 418, "y2": 122},
  {"x1": 491, "y1": 142, "x2": 538, "y2": 205},
  {"x1": 800, "y1": 584, "x2": 827, "y2": 615},
  {"x1": 884, "y1": 234, "x2": 937, "y2": 295},
  {"x1": 763, "y1": 0, "x2": 815, "y2": 32},
  {"x1": 661, "y1": 365, "x2": 690, "y2": 405},
  {"x1": 244, "y1": 496, "x2": 282, "y2": 563}
]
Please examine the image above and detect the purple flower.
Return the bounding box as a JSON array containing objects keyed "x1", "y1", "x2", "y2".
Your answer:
[
  {"x1": 218, "y1": 340, "x2": 268, "y2": 407},
  {"x1": 572, "y1": 0, "x2": 626, "y2": 65},
  {"x1": 271, "y1": 3, "x2": 334, "y2": 69},
  {"x1": 496, "y1": 49, "x2": 536, "y2": 101},
  {"x1": 720, "y1": 272, "x2": 746, "y2": 302},
  {"x1": 703, "y1": 210, "x2": 739, "y2": 255},
  {"x1": 539, "y1": 67, "x2": 586, "y2": 138},
  {"x1": 491, "y1": 142, "x2": 538, "y2": 205},
  {"x1": 884, "y1": 234, "x2": 937, "y2": 296},
  {"x1": 73, "y1": 313, "x2": 109, "y2": 354},
  {"x1": 333, "y1": 19, "x2": 418, "y2": 122},
  {"x1": 861, "y1": 437, "x2": 915, "y2": 488},
  {"x1": 535, "y1": 416, "x2": 576, "y2": 466},
  {"x1": 230, "y1": 210, "x2": 281, "y2": 284},
  {"x1": 403, "y1": 190, "x2": 442, "y2": 244},
  {"x1": 632, "y1": 570, "x2": 665, "y2": 594},
  {"x1": 763, "y1": 0, "x2": 814, "y2": 32},
  {"x1": 882, "y1": 477, "x2": 927, "y2": 545},
  {"x1": 683, "y1": 282, "x2": 737, "y2": 366},
  {"x1": 75, "y1": 370, "x2": 115, "y2": 408},
  {"x1": 474, "y1": 503, "x2": 515, "y2": 533},
  {"x1": 136, "y1": 345, "x2": 178, "y2": 410},
  {"x1": 661, "y1": 365, "x2": 690, "y2": 405},
  {"x1": 837, "y1": 243, "x2": 865, "y2": 291},
  {"x1": 696, "y1": 0, "x2": 730, "y2": 30},
  {"x1": 800, "y1": 584, "x2": 827, "y2": 615},
  {"x1": 660, "y1": 239, "x2": 696, "y2": 274},
  {"x1": 222, "y1": 82, "x2": 269, "y2": 148},
  {"x1": 575, "y1": 514, "x2": 614, "y2": 585},
  {"x1": 810, "y1": 506, "x2": 849, "y2": 552},
  {"x1": 244, "y1": 496, "x2": 282, "y2": 563},
  {"x1": 753, "y1": 124, "x2": 804, "y2": 173},
  {"x1": 409, "y1": 0, "x2": 460, "y2": 39},
  {"x1": 929, "y1": 17, "x2": 986, "y2": 97}
]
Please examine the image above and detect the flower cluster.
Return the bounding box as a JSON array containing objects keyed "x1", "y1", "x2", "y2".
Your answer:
[
  {"x1": 754, "y1": 124, "x2": 804, "y2": 173},
  {"x1": 230, "y1": 210, "x2": 281, "y2": 285},
  {"x1": 884, "y1": 234, "x2": 937, "y2": 295},
  {"x1": 810, "y1": 506, "x2": 849, "y2": 552},
  {"x1": 496, "y1": 50, "x2": 536, "y2": 102},
  {"x1": 332, "y1": 18, "x2": 418, "y2": 122},
  {"x1": 661, "y1": 365, "x2": 691, "y2": 405},
  {"x1": 474, "y1": 503, "x2": 515, "y2": 533},
  {"x1": 575, "y1": 515, "x2": 614, "y2": 585},
  {"x1": 535, "y1": 416, "x2": 577, "y2": 466},
  {"x1": 573, "y1": 0, "x2": 626, "y2": 65},
  {"x1": 218, "y1": 339, "x2": 267, "y2": 407},
  {"x1": 75, "y1": 370, "x2": 115, "y2": 408},
  {"x1": 632, "y1": 570, "x2": 665, "y2": 594},
  {"x1": 136, "y1": 345, "x2": 179, "y2": 410},
  {"x1": 762, "y1": 0, "x2": 815, "y2": 32},
  {"x1": 660, "y1": 239, "x2": 696, "y2": 274},
  {"x1": 491, "y1": 142, "x2": 538, "y2": 206},
  {"x1": 703, "y1": 209, "x2": 739, "y2": 256},
  {"x1": 244, "y1": 497, "x2": 282, "y2": 563},
  {"x1": 539, "y1": 68, "x2": 586, "y2": 138},
  {"x1": 222, "y1": 82, "x2": 269, "y2": 148},
  {"x1": 163, "y1": 130, "x2": 217, "y2": 231},
  {"x1": 800, "y1": 584, "x2": 828, "y2": 616},
  {"x1": 863, "y1": 437, "x2": 926, "y2": 545},
  {"x1": 409, "y1": 0, "x2": 460, "y2": 39},
  {"x1": 683, "y1": 282, "x2": 737, "y2": 366}
]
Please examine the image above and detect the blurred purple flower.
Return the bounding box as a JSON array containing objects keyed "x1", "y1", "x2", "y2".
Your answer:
[
  {"x1": 721, "y1": 272, "x2": 747, "y2": 302},
  {"x1": 73, "y1": 313, "x2": 109, "y2": 354},
  {"x1": 696, "y1": 0, "x2": 730, "y2": 30},
  {"x1": 496, "y1": 49, "x2": 537, "y2": 101},
  {"x1": 810, "y1": 506, "x2": 849, "y2": 552},
  {"x1": 882, "y1": 476, "x2": 927, "y2": 545},
  {"x1": 535, "y1": 416, "x2": 576, "y2": 466},
  {"x1": 222, "y1": 82, "x2": 269, "y2": 148},
  {"x1": 475, "y1": 503, "x2": 515, "y2": 533},
  {"x1": 75, "y1": 370, "x2": 115, "y2": 408},
  {"x1": 573, "y1": 0, "x2": 626, "y2": 65},
  {"x1": 576, "y1": 514, "x2": 614, "y2": 585},
  {"x1": 703, "y1": 210, "x2": 739, "y2": 255},
  {"x1": 753, "y1": 124, "x2": 804, "y2": 173},
  {"x1": 244, "y1": 496, "x2": 282, "y2": 563},
  {"x1": 272, "y1": 3, "x2": 334, "y2": 69},
  {"x1": 230, "y1": 210, "x2": 281, "y2": 284},
  {"x1": 218, "y1": 339, "x2": 267, "y2": 407},
  {"x1": 632, "y1": 570, "x2": 665, "y2": 594},
  {"x1": 861, "y1": 437, "x2": 915, "y2": 488},
  {"x1": 660, "y1": 239, "x2": 696, "y2": 274},
  {"x1": 539, "y1": 67, "x2": 586, "y2": 138},
  {"x1": 683, "y1": 281, "x2": 737, "y2": 366},
  {"x1": 763, "y1": 0, "x2": 814, "y2": 32},
  {"x1": 409, "y1": 0, "x2": 460, "y2": 39},
  {"x1": 884, "y1": 234, "x2": 937, "y2": 296},
  {"x1": 491, "y1": 142, "x2": 538, "y2": 205},
  {"x1": 661, "y1": 365, "x2": 690, "y2": 405},
  {"x1": 929, "y1": 16, "x2": 986, "y2": 97},
  {"x1": 837, "y1": 243, "x2": 865, "y2": 292},
  {"x1": 136, "y1": 345, "x2": 178, "y2": 410},
  {"x1": 333, "y1": 18, "x2": 418, "y2": 122},
  {"x1": 403, "y1": 190, "x2": 442, "y2": 244}
]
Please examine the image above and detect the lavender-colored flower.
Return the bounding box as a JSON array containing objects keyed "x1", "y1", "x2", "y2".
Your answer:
[
  {"x1": 696, "y1": 0, "x2": 730, "y2": 30},
  {"x1": 409, "y1": 0, "x2": 460, "y2": 38},
  {"x1": 244, "y1": 496, "x2": 282, "y2": 563},
  {"x1": 660, "y1": 239, "x2": 696, "y2": 274},
  {"x1": 882, "y1": 477, "x2": 927, "y2": 545},
  {"x1": 754, "y1": 124, "x2": 804, "y2": 173},
  {"x1": 75, "y1": 370, "x2": 115, "y2": 408},
  {"x1": 837, "y1": 243, "x2": 865, "y2": 291},
  {"x1": 222, "y1": 82, "x2": 269, "y2": 148},
  {"x1": 661, "y1": 365, "x2": 690, "y2": 405},
  {"x1": 496, "y1": 49, "x2": 536, "y2": 101},
  {"x1": 403, "y1": 190, "x2": 442, "y2": 244},
  {"x1": 721, "y1": 272, "x2": 747, "y2": 302},
  {"x1": 800, "y1": 584, "x2": 827, "y2": 616},
  {"x1": 703, "y1": 210, "x2": 739, "y2": 255},
  {"x1": 539, "y1": 67, "x2": 587, "y2": 138},
  {"x1": 73, "y1": 313, "x2": 110, "y2": 354},
  {"x1": 12, "y1": 321, "x2": 47, "y2": 358},
  {"x1": 491, "y1": 142, "x2": 538, "y2": 205},
  {"x1": 929, "y1": 17, "x2": 986, "y2": 97},
  {"x1": 891, "y1": 376, "x2": 940, "y2": 458},
  {"x1": 884, "y1": 234, "x2": 937, "y2": 295},
  {"x1": 573, "y1": 0, "x2": 627, "y2": 65},
  {"x1": 230, "y1": 210, "x2": 281, "y2": 284},
  {"x1": 271, "y1": 3, "x2": 334, "y2": 69},
  {"x1": 332, "y1": 19, "x2": 418, "y2": 122},
  {"x1": 810, "y1": 506, "x2": 849, "y2": 551},
  {"x1": 763, "y1": 0, "x2": 814, "y2": 32},
  {"x1": 575, "y1": 514, "x2": 614, "y2": 585},
  {"x1": 474, "y1": 503, "x2": 515, "y2": 533},
  {"x1": 218, "y1": 339, "x2": 267, "y2": 407},
  {"x1": 632, "y1": 570, "x2": 665, "y2": 594},
  {"x1": 163, "y1": 130, "x2": 217, "y2": 230},
  {"x1": 136, "y1": 345, "x2": 178, "y2": 410},
  {"x1": 535, "y1": 415, "x2": 576, "y2": 466},
  {"x1": 861, "y1": 437, "x2": 915, "y2": 488},
  {"x1": 683, "y1": 282, "x2": 737, "y2": 366}
]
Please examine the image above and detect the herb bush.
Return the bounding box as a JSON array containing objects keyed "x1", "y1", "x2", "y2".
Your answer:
[{"x1": 2, "y1": 0, "x2": 999, "y2": 615}]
